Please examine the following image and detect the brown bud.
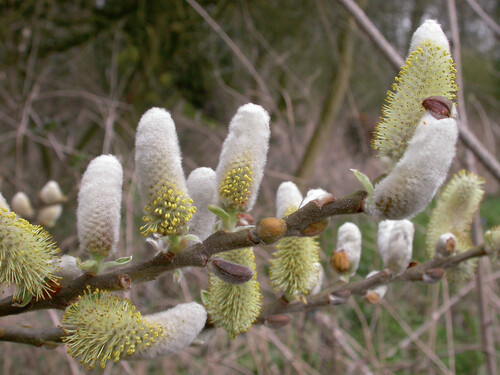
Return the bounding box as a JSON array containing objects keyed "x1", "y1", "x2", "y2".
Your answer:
[
  {"x1": 329, "y1": 290, "x2": 351, "y2": 305},
  {"x1": 408, "y1": 261, "x2": 418, "y2": 268},
  {"x1": 423, "y1": 268, "x2": 446, "y2": 284},
  {"x1": 445, "y1": 237, "x2": 456, "y2": 255},
  {"x1": 365, "y1": 291, "x2": 381, "y2": 305},
  {"x1": 330, "y1": 250, "x2": 350, "y2": 274},
  {"x1": 265, "y1": 314, "x2": 292, "y2": 329},
  {"x1": 422, "y1": 96, "x2": 453, "y2": 119},
  {"x1": 209, "y1": 257, "x2": 254, "y2": 285},
  {"x1": 237, "y1": 213, "x2": 254, "y2": 227},
  {"x1": 118, "y1": 274, "x2": 131, "y2": 290},
  {"x1": 256, "y1": 217, "x2": 287, "y2": 244},
  {"x1": 301, "y1": 219, "x2": 329, "y2": 237}
]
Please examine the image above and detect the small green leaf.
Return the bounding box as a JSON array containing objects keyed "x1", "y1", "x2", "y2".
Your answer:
[{"x1": 350, "y1": 169, "x2": 374, "y2": 195}]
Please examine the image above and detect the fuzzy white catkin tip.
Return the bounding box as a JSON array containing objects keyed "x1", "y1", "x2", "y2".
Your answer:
[
  {"x1": 215, "y1": 103, "x2": 270, "y2": 212},
  {"x1": 131, "y1": 302, "x2": 207, "y2": 359},
  {"x1": 187, "y1": 167, "x2": 216, "y2": 241},
  {"x1": 276, "y1": 181, "x2": 302, "y2": 218},
  {"x1": 409, "y1": 19, "x2": 450, "y2": 54},
  {"x1": 37, "y1": 204, "x2": 63, "y2": 227},
  {"x1": 11, "y1": 192, "x2": 35, "y2": 219},
  {"x1": 367, "y1": 112, "x2": 458, "y2": 219},
  {"x1": 77, "y1": 155, "x2": 123, "y2": 256},
  {"x1": 300, "y1": 188, "x2": 330, "y2": 208},
  {"x1": 378, "y1": 220, "x2": 414, "y2": 276},
  {"x1": 334, "y1": 222, "x2": 362, "y2": 277},
  {"x1": 0, "y1": 193, "x2": 9, "y2": 211},
  {"x1": 40, "y1": 180, "x2": 66, "y2": 205},
  {"x1": 135, "y1": 107, "x2": 186, "y2": 203},
  {"x1": 53, "y1": 255, "x2": 83, "y2": 287}
]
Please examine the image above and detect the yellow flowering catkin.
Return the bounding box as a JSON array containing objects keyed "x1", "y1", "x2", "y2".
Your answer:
[
  {"x1": 0, "y1": 207, "x2": 60, "y2": 301},
  {"x1": 425, "y1": 170, "x2": 484, "y2": 281},
  {"x1": 372, "y1": 23, "x2": 457, "y2": 168},
  {"x1": 205, "y1": 248, "x2": 262, "y2": 337},
  {"x1": 269, "y1": 236, "x2": 320, "y2": 296},
  {"x1": 135, "y1": 108, "x2": 196, "y2": 237},
  {"x1": 62, "y1": 288, "x2": 165, "y2": 369}
]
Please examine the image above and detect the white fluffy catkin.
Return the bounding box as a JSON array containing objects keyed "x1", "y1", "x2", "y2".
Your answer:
[
  {"x1": 135, "y1": 108, "x2": 187, "y2": 206},
  {"x1": 409, "y1": 19, "x2": 450, "y2": 54},
  {"x1": 53, "y1": 255, "x2": 83, "y2": 287},
  {"x1": 300, "y1": 188, "x2": 330, "y2": 208},
  {"x1": 37, "y1": 204, "x2": 63, "y2": 227},
  {"x1": 187, "y1": 167, "x2": 216, "y2": 241},
  {"x1": 378, "y1": 220, "x2": 414, "y2": 276},
  {"x1": 11, "y1": 192, "x2": 35, "y2": 219},
  {"x1": 130, "y1": 302, "x2": 207, "y2": 359},
  {"x1": 276, "y1": 181, "x2": 302, "y2": 218},
  {"x1": 215, "y1": 104, "x2": 270, "y2": 212},
  {"x1": 77, "y1": 155, "x2": 123, "y2": 256},
  {"x1": 0, "y1": 193, "x2": 9, "y2": 211},
  {"x1": 39, "y1": 180, "x2": 66, "y2": 204},
  {"x1": 367, "y1": 112, "x2": 458, "y2": 219},
  {"x1": 334, "y1": 222, "x2": 362, "y2": 278}
]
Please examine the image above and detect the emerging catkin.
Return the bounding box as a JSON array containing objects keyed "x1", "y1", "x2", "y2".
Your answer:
[
  {"x1": 372, "y1": 19, "x2": 457, "y2": 169},
  {"x1": 215, "y1": 104, "x2": 270, "y2": 212},
  {"x1": 425, "y1": 170, "x2": 484, "y2": 281},
  {"x1": 135, "y1": 108, "x2": 196, "y2": 237}
]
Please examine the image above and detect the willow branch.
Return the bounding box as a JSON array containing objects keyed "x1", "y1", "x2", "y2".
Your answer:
[
  {"x1": 336, "y1": 0, "x2": 500, "y2": 183},
  {"x1": 0, "y1": 326, "x2": 64, "y2": 347},
  {"x1": 0, "y1": 190, "x2": 366, "y2": 317},
  {"x1": 259, "y1": 244, "x2": 488, "y2": 320},
  {"x1": 0, "y1": 244, "x2": 488, "y2": 347}
]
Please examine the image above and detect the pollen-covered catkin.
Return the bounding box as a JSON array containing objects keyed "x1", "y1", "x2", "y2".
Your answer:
[
  {"x1": 372, "y1": 19, "x2": 457, "y2": 169},
  {"x1": 215, "y1": 104, "x2": 270, "y2": 212},
  {"x1": 62, "y1": 289, "x2": 206, "y2": 369},
  {"x1": 269, "y1": 182, "x2": 321, "y2": 297},
  {"x1": 0, "y1": 207, "x2": 59, "y2": 301},
  {"x1": 135, "y1": 108, "x2": 196, "y2": 236},
  {"x1": 77, "y1": 155, "x2": 123, "y2": 257},
  {"x1": 205, "y1": 248, "x2": 262, "y2": 337},
  {"x1": 425, "y1": 170, "x2": 484, "y2": 281}
]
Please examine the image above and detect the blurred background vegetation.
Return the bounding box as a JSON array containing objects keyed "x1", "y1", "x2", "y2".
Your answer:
[{"x1": 0, "y1": 0, "x2": 499, "y2": 374}]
